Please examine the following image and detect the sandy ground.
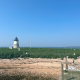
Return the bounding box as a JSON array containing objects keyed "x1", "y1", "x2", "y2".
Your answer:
[{"x1": 0, "y1": 57, "x2": 78, "y2": 79}]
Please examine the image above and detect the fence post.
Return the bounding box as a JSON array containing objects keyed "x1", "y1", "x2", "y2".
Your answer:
[
  {"x1": 73, "y1": 60, "x2": 75, "y2": 66},
  {"x1": 77, "y1": 57, "x2": 79, "y2": 69},
  {"x1": 61, "y1": 63, "x2": 64, "y2": 80},
  {"x1": 77, "y1": 59, "x2": 79, "y2": 69},
  {"x1": 66, "y1": 56, "x2": 68, "y2": 69}
]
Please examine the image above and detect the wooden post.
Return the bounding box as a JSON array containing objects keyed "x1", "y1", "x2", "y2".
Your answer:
[
  {"x1": 61, "y1": 63, "x2": 64, "y2": 80},
  {"x1": 66, "y1": 56, "x2": 68, "y2": 69},
  {"x1": 73, "y1": 60, "x2": 75, "y2": 66},
  {"x1": 77, "y1": 59, "x2": 79, "y2": 69}
]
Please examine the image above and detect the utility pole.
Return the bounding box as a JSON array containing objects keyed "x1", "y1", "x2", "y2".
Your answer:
[{"x1": 30, "y1": 40, "x2": 31, "y2": 49}]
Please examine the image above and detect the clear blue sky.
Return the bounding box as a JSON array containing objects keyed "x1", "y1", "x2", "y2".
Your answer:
[{"x1": 0, "y1": 0, "x2": 80, "y2": 47}]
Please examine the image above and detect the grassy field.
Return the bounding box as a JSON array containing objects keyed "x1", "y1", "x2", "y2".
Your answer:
[
  {"x1": 1, "y1": 48, "x2": 80, "y2": 80},
  {"x1": 0, "y1": 48, "x2": 80, "y2": 59},
  {"x1": 59, "y1": 70, "x2": 80, "y2": 80}
]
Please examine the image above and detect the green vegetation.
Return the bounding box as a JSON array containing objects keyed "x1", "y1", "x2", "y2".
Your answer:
[
  {"x1": 59, "y1": 70, "x2": 80, "y2": 80},
  {"x1": 0, "y1": 48, "x2": 79, "y2": 59}
]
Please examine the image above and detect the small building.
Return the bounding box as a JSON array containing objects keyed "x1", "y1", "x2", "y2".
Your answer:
[
  {"x1": 13, "y1": 37, "x2": 19, "y2": 48},
  {"x1": 9, "y1": 46, "x2": 13, "y2": 49}
]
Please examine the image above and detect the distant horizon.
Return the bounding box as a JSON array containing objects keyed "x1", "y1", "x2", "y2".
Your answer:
[{"x1": 1, "y1": 46, "x2": 80, "y2": 48}]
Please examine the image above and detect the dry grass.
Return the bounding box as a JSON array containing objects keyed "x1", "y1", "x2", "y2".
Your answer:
[
  {"x1": 0, "y1": 71, "x2": 59, "y2": 80},
  {"x1": 0, "y1": 58, "x2": 68, "y2": 80}
]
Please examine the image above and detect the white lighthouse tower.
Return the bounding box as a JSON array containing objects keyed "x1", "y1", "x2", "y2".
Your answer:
[{"x1": 13, "y1": 37, "x2": 19, "y2": 48}]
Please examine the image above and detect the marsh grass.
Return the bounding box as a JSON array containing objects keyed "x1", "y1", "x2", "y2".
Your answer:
[{"x1": 0, "y1": 72, "x2": 58, "y2": 80}]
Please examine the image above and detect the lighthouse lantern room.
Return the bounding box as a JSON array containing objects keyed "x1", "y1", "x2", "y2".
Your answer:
[{"x1": 13, "y1": 37, "x2": 19, "y2": 48}]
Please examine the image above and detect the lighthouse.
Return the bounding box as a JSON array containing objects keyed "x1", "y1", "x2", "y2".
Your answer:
[{"x1": 13, "y1": 37, "x2": 19, "y2": 48}]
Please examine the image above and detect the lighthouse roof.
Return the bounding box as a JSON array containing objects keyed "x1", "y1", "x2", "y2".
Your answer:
[{"x1": 14, "y1": 37, "x2": 19, "y2": 41}]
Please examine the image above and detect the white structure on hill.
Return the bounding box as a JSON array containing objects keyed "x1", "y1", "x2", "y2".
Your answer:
[
  {"x1": 13, "y1": 37, "x2": 19, "y2": 48},
  {"x1": 9, "y1": 46, "x2": 13, "y2": 49}
]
